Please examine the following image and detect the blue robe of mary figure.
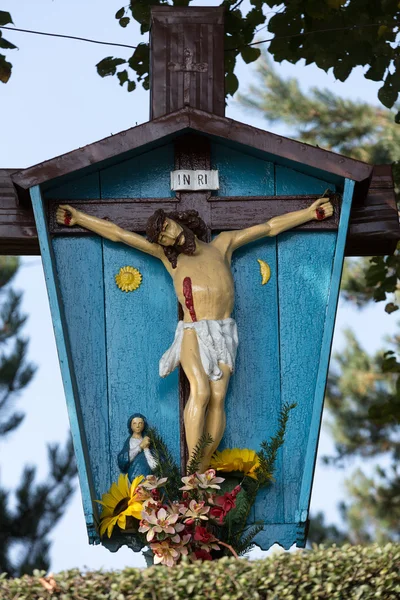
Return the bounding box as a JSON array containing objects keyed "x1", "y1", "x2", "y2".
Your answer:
[{"x1": 118, "y1": 413, "x2": 157, "y2": 482}]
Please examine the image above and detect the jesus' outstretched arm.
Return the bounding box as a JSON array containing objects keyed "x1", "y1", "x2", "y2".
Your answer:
[
  {"x1": 56, "y1": 205, "x2": 164, "y2": 259},
  {"x1": 217, "y1": 197, "x2": 333, "y2": 252}
]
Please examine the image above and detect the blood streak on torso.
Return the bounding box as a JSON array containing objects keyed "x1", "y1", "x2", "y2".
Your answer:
[{"x1": 183, "y1": 277, "x2": 197, "y2": 322}]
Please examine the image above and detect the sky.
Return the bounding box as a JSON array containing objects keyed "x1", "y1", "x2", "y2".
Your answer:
[{"x1": 0, "y1": 0, "x2": 396, "y2": 572}]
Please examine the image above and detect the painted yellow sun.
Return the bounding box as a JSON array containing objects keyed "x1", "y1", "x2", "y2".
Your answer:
[{"x1": 115, "y1": 266, "x2": 142, "y2": 292}]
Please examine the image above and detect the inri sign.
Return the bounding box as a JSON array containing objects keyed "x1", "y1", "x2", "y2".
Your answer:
[{"x1": 171, "y1": 170, "x2": 219, "y2": 191}]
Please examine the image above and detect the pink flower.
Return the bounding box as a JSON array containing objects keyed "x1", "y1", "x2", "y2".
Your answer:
[
  {"x1": 184, "y1": 500, "x2": 210, "y2": 522},
  {"x1": 150, "y1": 541, "x2": 179, "y2": 567},
  {"x1": 196, "y1": 469, "x2": 224, "y2": 490},
  {"x1": 180, "y1": 474, "x2": 199, "y2": 491},
  {"x1": 139, "y1": 507, "x2": 184, "y2": 542},
  {"x1": 172, "y1": 533, "x2": 192, "y2": 558},
  {"x1": 141, "y1": 475, "x2": 168, "y2": 490}
]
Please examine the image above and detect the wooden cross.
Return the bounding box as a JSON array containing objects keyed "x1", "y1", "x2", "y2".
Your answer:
[
  {"x1": 168, "y1": 49, "x2": 208, "y2": 106},
  {"x1": 47, "y1": 133, "x2": 340, "y2": 471}
]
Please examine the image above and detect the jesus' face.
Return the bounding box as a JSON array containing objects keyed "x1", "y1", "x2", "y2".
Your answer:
[{"x1": 157, "y1": 218, "x2": 185, "y2": 247}]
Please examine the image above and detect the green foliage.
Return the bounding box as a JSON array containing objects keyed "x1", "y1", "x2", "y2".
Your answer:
[
  {"x1": 186, "y1": 433, "x2": 213, "y2": 475},
  {"x1": 0, "y1": 11, "x2": 16, "y2": 83},
  {"x1": 97, "y1": 0, "x2": 400, "y2": 109},
  {"x1": 266, "y1": 0, "x2": 400, "y2": 118},
  {"x1": 219, "y1": 402, "x2": 296, "y2": 555},
  {"x1": 147, "y1": 426, "x2": 181, "y2": 500},
  {"x1": 256, "y1": 402, "x2": 296, "y2": 486},
  {"x1": 0, "y1": 258, "x2": 77, "y2": 576},
  {"x1": 2, "y1": 544, "x2": 400, "y2": 599}
]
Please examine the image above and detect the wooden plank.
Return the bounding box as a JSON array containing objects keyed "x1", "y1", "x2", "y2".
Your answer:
[
  {"x1": 211, "y1": 143, "x2": 274, "y2": 196},
  {"x1": 224, "y1": 236, "x2": 281, "y2": 525},
  {"x1": 53, "y1": 237, "x2": 110, "y2": 515},
  {"x1": 103, "y1": 244, "x2": 180, "y2": 482},
  {"x1": 297, "y1": 179, "x2": 355, "y2": 527},
  {"x1": 100, "y1": 143, "x2": 181, "y2": 478},
  {"x1": 210, "y1": 197, "x2": 340, "y2": 231},
  {"x1": 274, "y1": 166, "x2": 336, "y2": 533},
  {"x1": 30, "y1": 186, "x2": 97, "y2": 541},
  {"x1": 47, "y1": 200, "x2": 178, "y2": 235},
  {"x1": 214, "y1": 148, "x2": 281, "y2": 526}
]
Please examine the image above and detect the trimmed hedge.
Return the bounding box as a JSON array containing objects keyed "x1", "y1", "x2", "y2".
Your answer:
[{"x1": 1, "y1": 544, "x2": 399, "y2": 599}]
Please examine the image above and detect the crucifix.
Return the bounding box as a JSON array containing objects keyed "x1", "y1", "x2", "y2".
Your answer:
[
  {"x1": 52, "y1": 133, "x2": 337, "y2": 472},
  {"x1": 168, "y1": 49, "x2": 208, "y2": 106}
]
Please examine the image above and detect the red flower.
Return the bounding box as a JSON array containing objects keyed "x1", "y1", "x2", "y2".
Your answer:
[
  {"x1": 210, "y1": 506, "x2": 225, "y2": 524},
  {"x1": 215, "y1": 486, "x2": 241, "y2": 514},
  {"x1": 194, "y1": 526, "x2": 217, "y2": 544},
  {"x1": 194, "y1": 549, "x2": 213, "y2": 561}
]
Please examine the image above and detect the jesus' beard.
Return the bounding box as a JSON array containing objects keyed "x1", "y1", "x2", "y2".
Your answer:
[{"x1": 162, "y1": 224, "x2": 197, "y2": 268}]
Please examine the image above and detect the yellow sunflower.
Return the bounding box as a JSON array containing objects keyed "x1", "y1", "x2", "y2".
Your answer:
[
  {"x1": 115, "y1": 266, "x2": 142, "y2": 292},
  {"x1": 96, "y1": 474, "x2": 146, "y2": 538},
  {"x1": 210, "y1": 448, "x2": 260, "y2": 480}
]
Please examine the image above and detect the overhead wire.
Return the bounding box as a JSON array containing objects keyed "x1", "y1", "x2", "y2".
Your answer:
[
  {"x1": 0, "y1": 21, "x2": 396, "y2": 54},
  {"x1": 0, "y1": 25, "x2": 137, "y2": 50}
]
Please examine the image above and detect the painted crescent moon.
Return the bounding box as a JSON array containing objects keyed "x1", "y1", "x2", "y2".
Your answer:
[{"x1": 257, "y1": 259, "x2": 271, "y2": 285}]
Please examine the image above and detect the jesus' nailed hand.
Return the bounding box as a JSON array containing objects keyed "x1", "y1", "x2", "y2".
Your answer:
[{"x1": 56, "y1": 198, "x2": 333, "y2": 470}]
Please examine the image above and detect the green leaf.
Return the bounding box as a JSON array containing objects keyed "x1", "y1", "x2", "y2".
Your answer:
[
  {"x1": 96, "y1": 56, "x2": 126, "y2": 78},
  {"x1": 0, "y1": 11, "x2": 13, "y2": 27},
  {"x1": 333, "y1": 61, "x2": 353, "y2": 82},
  {"x1": 226, "y1": 72, "x2": 239, "y2": 96},
  {"x1": 365, "y1": 55, "x2": 390, "y2": 82},
  {"x1": 241, "y1": 45, "x2": 261, "y2": 64},
  {"x1": 0, "y1": 35, "x2": 17, "y2": 50},
  {"x1": 117, "y1": 70, "x2": 128, "y2": 86},
  {"x1": 119, "y1": 17, "x2": 130, "y2": 28},
  {"x1": 378, "y1": 82, "x2": 398, "y2": 108},
  {"x1": 0, "y1": 53, "x2": 12, "y2": 83},
  {"x1": 385, "y1": 302, "x2": 399, "y2": 314},
  {"x1": 127, "y1": 80, "x2": 136, "y2": 92},
  {"x1": 115, "y1": 7, "x2": 125, "y2": 19},
  {"x1": 395, "y1": 111, "x2": 400, "y2": 124}
]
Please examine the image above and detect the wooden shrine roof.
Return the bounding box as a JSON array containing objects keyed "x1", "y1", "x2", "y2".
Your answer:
[
  {"x1": 1, "y1": 107, "x2": 399, "y2": 256},
  {"x1": 11, "y1": 107, "x2": 372, "y2": 191}
]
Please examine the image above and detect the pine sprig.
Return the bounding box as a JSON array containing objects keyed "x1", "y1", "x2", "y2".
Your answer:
[
  {"x1": 237, "y1": 523, "x2": 265, "y2": 556},
  {"x1": 147, "y1": 427, "x2": 181, "y2": 501},
  {"x1": 186, "y1": 434, "x2": 213, "y2": 475},
  {"x1": 256, "y1": 402, "x2": 297, "y2": 485}
]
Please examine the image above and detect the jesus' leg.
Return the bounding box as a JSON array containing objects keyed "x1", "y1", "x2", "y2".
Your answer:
[
  {"x1": 202, "y1": 363, "x2": 231, "y2": 470},
  {"x1": 180, "y1": 328, "x2": 211, "y2": 465}
]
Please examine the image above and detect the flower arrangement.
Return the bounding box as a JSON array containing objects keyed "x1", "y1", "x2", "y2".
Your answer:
[{"x1": 97, "y1": 402, "x2": 296, "y2": 566}]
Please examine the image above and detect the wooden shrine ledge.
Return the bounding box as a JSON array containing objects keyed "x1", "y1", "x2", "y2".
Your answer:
[{"x1": 1, "y1": 107, "x2": 399, "y2": 256}]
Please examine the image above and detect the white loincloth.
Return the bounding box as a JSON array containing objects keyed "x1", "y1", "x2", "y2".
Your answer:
[{"x1": 159, "y1": 318, "x2": 239, "y2": 382}]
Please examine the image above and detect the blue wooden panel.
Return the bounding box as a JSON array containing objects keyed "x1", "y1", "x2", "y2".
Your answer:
[
  {"x1": 275, "y1": 166, "x2": 336, "y2": 528},
  {"x1": 43, "y1": 172, "x2": 100, "y2": 199},
  {"x1": 278, "y1": 230, "x2": 336, "y2": 524},
  {"x1": 102, "y1": 243, "x2": 179, "y2": 481},
  {"x1": 276, "y1": 166, "x2": 332, "y2": 196},
  {"x1": 211, "y1": 143, "x2": 274, "y2": 195},
  {"x1": 298, "y1": 179, "x2": 355, "y2": 520},
  {"x1": 30, "y1": 186, "x2": 96, "y2": 541},
  {"x1": 225, "y1": 237, "x2": 282, "y2": 524},
  {"x1": 101, "y1": 143, "x2": 174, "y2": 198},
  {"x1": 53, "y1": 237, "x2": 109, "y2": 509}
]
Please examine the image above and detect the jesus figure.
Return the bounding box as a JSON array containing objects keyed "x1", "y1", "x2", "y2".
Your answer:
[{"x1": 57, "y1": 197, "x2": 333, "y2": 470}]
